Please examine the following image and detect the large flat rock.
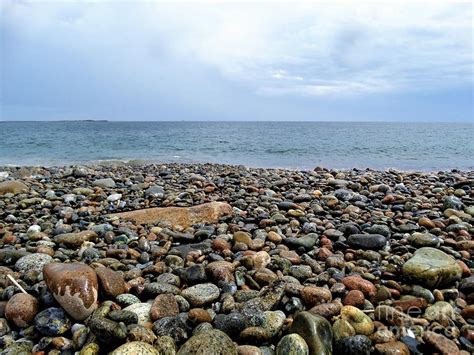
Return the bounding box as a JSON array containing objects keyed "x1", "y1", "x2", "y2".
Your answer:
[{"x1": 109, "y1": 201, "x2": 232, "y2": 228}]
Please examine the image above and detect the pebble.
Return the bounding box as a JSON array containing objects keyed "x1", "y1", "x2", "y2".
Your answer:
[
  {"x1": 289, "y1": 311, "x2": 332, "y2": 355},
  {"x1": 111, "y1": 341, "x2": 160, "y2": 355},
  {"x1": 5, "y1": 293, "x2": 38, "y2": 328},
  {"x1": 177, "y1": 329, "x2": 237, "y2": 355},
  {"x1": 34, "y1": 307, "x2": 71, "y2": 336},
  {"x1": 181, "y1": 283, "x2": 220, "y2": 307}
]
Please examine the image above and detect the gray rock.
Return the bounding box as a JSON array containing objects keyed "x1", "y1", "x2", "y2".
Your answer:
[
  {"x1": 333, "y1": 335, "x2": 371, "y2": 355},
  {"x1": 402, "y1": 247, "x2": 462, "y2": 288},
  {"x1": 93, "y1": 178, "x2": 116, "y2": 189},
  {"x1": 177, "y1": 329, "x2": 237, "y2": 355},
  {"x1": 181, "y1": 283, "x2": 220, "y2": 307},
  {"x1": 443, "y1": 196, "x2": 464, "y2": 211},
  {"x1": 111, "y1": 341, "x2": 160, "y2": 355},
  {"x1": 15, "y1": 253, "x2": 52, "y2": 276},
  {"x1": 347, "y1": 234, "x2": 387, "y2": 250}
]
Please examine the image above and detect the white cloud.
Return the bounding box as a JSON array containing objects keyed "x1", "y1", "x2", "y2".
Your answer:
[{"x1": 2, "y1": 1, "x2": 472, "y2": 98}]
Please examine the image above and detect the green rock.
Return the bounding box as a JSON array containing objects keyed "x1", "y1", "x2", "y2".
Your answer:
[
  {"x1": 111, "y1": 341, "x2": 160, "y2": 355},
  {"x1": 332, "y1": 319, "x2": 355, "y2": 340},
  {"x1": 79, "y1": 343, "x2": 100, "y2": 355},
  {"x1": 276, "y1": 334, "x2": 309, "y2": 355},
  {"x1": 155, "y1": 335, "x2": 177, "y2": 355},
  {"x1": 424, "y1": 301, "x2": 455, "y2": 321},
  {"x1": 177, "y1": 329, "x2": 237, "y2": 355},
  {"x1": 407, "y1": 233, "x2": 440, "y2": 248},
  {"x1": 402, "y1": 247, "x2": 462, "y2": 288},
  {"x1": 289, "y1": 311, "x2": 333, "y2": 355}
]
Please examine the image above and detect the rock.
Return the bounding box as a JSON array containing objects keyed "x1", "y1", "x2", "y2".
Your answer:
[
  {"x1": 424, "y1": 301, "x2": 454, "y2": 322},
  {"x1": 332, "y1": 319, "x2": 355, "y2": 340},
  {"x1": 347, "y1": 234, "x2": 387, "y2": 250},
  {"x1": 177, "y1": 329, "x2": 237, "y2": 355},
  {"x1": 116, "y1": 294, "x2": 141, "y2": 307},
  {"x1": 150, "y1": 294, "x2": 179, "y2": 321},
  {"x1": 145, "y1": 185, "x2": 165, "y2": 198},
  {"x1": 188, "y1": 308, "x2": 212, "y2": 324},
  {"x1": 43, "y1": 262, "x2": 99, "y2": 320},
  {"x1": 423, "y1": 330, "x2": 460, "y2": 355},
  {"x1": 15, "y1": 253, "x2": 52, "y2": 276},
  {"x1": 289, "y1": 311, "x2": 332, "y2": 355},
  {"x1": 181, "y1": 283, "x2": 220, "y2": 307},
  {"x1": 123, "y1": 303, "x2": 152, "y2": 326},
  {"x1": 343, "y1": 290, "x2": 365, "y2": 307},
  {"x1": 153, "y1": 316, "x2": 191, "y2": 343},
  {"x1": 340, "y1": 306, "x2": 374, "y2": 336},
  {"x1": 109, "y1": 201, "x2": 233, "y2": 228},
  {"x1": 93, "y1": 178, "x2": 116, "y2": 188},
  {"x1": 88, "y1": 316, "x2": 127, "y2": 344},
  {"x1": 301, "y1": 286, "x2": 332, "y2": 307},
  {"x1": 237, "y1": 345, "x2": 262, "y2": 355},
  {"x1": 5, "y1": 293, "x2": 38, "y2": 327},
  {"x1": 333, "y1": 335, "x2": 371, "y2": 355},
  {"x1": 0, "y1": 180, "x2": 28, "y2": 195},
  {"x1": 111, "y1": 341, "x2": 160, "y2": 355},
  {"x1": 342, "y1": 276, "x2": 376, "y2": 297},
  {"x1": 34, "y1": 307, "x2": 71, "y2": 336},
  {"x1": 285, "y1": 234, "x2": 319, "y2": 250},
  {"x1": 443, "y1": 196, "x2": 464, "y2": 211},
  {"x1": 407, "y1": 233, "x2": 440, "y2": 248},
  {"x1": 154, "y1": 335, "x2": 177, "y2": 354},
  {"x1": 374, "y1": 341, "x2": 410, "y2": 355},
  {"x1": 402, "y1": 247, "x2": 462, "y2": 288},
  {"x1": 276, "y1": 333, "x2": 309, "y2": 355},
  {"x1": 214, "y1": 312, "x2": 248, "y2": 336},
  {"x1": 95, "y1": 267, "x2": 127, "y2": 298},
  {"x1": 54, "y1": 230, "x2": 98, "y2": 248}
]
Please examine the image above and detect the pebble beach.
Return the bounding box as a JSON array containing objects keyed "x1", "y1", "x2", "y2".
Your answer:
[{"x1": 0, "y1": 162, "x2": 472, "y2": 355}]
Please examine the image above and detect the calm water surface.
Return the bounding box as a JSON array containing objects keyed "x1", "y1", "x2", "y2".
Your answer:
[{"x1": 0, "y1": 121, "x2": 472, "y2": 170}]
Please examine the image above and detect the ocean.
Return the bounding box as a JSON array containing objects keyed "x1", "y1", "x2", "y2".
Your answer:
[{"x1": 0, "y1": 121, "x2": 472, "y2": 171}]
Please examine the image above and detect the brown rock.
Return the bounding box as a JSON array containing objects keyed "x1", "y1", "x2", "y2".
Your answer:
[
  {"x1": 150, "y1": 294, "x2": 179, "y2": 321},
  {"x1": 206, "y1": 261, "x2": 235, "y2": 283},
  {"x1": 43, "y1": 262, "x2": 98, "y2": 321},
  {"x1": 423, "y1": 331, "x2": 460, "y2": 355},
  {"x1": 234, "y1": 231, "x2": 252, "y2": 246},
  {"x1": 392, "y1": 298, "x2": 427, "y2": 313},
  {"x1": 253, "y1": 251, "x2": 271, "y2": 270},
  {"x1": 5, "y1": 293, "x2": 38, "y2": 327},
  {"x1": 188, "y1": 308, "x2": 212, "y2": 324},
  {"x1": 95, "y1": 267, "x2": 127, "y2": 298},
  {"x1": 301, "y1": 286, "x2": 332, "y2": 307},
  {"x1": 54, "y1": 231, "x2": 98, "y2": 248},
  {"x1": 461, "y1": 304, "x2": 474, "y2": 320},
  {"x1": 109, "y1": 202, "x2": 232, "y2": 228},
  {"x1": 375, "y1": 341, "x2": 410, "y2": 355},
  {"x1": 418, "y1": 217, "x2": 436, "y2": 229},
  {"x1": 309, "y1": 302, "x2": 342, "y2": 319},
  {"x1": 0, "y1": 180, "x2": 28, "y2": 195},
  {"x1": 343, "y1": 290, "x2": 365, "y2": 307},
  {"x1": 342, "y1": 276, "x2": 376, "y2": 297},
  {"x1": 237, "y1": 345, "x2": 262, "y2": 355}
]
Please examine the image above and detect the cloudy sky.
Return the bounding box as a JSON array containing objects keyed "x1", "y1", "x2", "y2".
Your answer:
[{"x1": 1, "y1": 1, "x2": 472, "y2": 121}]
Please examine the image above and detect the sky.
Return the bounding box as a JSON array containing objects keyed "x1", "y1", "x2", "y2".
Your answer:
[{"x1": 1, "y1": 0, "x2": 473, "y2": 121}]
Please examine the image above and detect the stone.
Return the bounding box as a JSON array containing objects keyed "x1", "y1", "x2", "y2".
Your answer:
[
  {"x1": 342, "y1": 276, "x2": 376, "y2": 297},
  {"x1": 43, "y1": 262, "x2": 99, "y2": 320},
  {"x1": 347, "y1": 234, "x2": 387, "y2": 250},
  {"x1": 188, "y1": 308, "x2": 212, "y2": 324},
  {"x1": 301, "y1": 286, "x2": 332, "y2": 307},
  {"x1": 289, "y1": 311, "x2": 332, "y2": 355},
  {"x1": 54, "y1": 230, "x2": 98, "y2": 248},
  {"x1": 95, "y1": 267, "x2": 127, "y2": 298},
  {"x1": 0, "y1": 180, "x2": 28, "y2": 195},
  {"x1": 340, "y1": 306, "x2": 374, "y2": 336},
  {"x1": 375, "y1": 341, "x2": 410, "y2": 355},
  {"x1": 343, "y1": 290, "x2": 365, "y2": 307},
  {"x1": 153, "y1": 316, "x2": 191, "y2": 344},
  {"x1": 333, "y1": 335, "x2": 372, "y2": 355},
  {"x1": 332, "y1": 319, "x2": 356, "y2": 340},
  {"x1": 110, "y1": 201, "x2": 233, "y2": 228},
  {"x1": 123, "y1": 303, "x2": 152, "y2": 326},
  {"x1": 5, "y1": 293, "x2": 39, "y2": 328},
  {"x1": 111, "y1": 341, "x2": 160, "y2": 355},
  {"x1": 443, "y1": 196, "x2": 464, "y2": 211},
  {"x1": 423, "y1": 330, "x2": 460, "y2": 355},
  {"x1": 34, "y1": 307, "x2": 72, "y2": 336},
  {"x1": 150, "y1": 294, "x2": 179, "y2": 321},
  {"x1": 402, "y1": 247, "x2": 462, "y2": 288},
  {"x1": 276, "y1": 333, "x2": 309, "y2": 355},
  {"x1": 424, "y1": 301, "x2": 454, "y2": 322},
  {"x1": 145, "y1": 185, "x2": 165, "y2": 198},
  {"x1": 181, "y1": 283, "x2": 220, "y2": 307},
  {"x1": 15, "y1": 253, "x2": 52, "y2": 276},
  {"x1": 88, "y1": 316, "x2": 127, "y2": 344},
  {"x1": 407, "y1": 233, "x2": 440, "y2": 248},
  {"x1": 177, "y1": 329, "x2": 237, "y2": 355},
  {"x1": 93, "y1": 178, "x2": 116, "y2": 188},
  {"x1": 154, "y1": 336, "x2": 177, "y2": 354}
]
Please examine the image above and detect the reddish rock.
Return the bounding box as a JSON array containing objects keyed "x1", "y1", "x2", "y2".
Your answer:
[
  {"x1": 392, "y1": 298, "x2": 427, "y2": 313},
  {"x1": 423, "y1": 331, "x2": 460, "y2": 355},
  {"x1": 309, "y1": 302, "x2": 342, "y2": 319},
  {"x1": 109, "y1": 202, "x2": 232, "y2": 228},
  {"x1": 212, "y1": 239, "x2": 231, "y2": 251},
  {"x1": 206, "y1": 261, "x2": 235, "y2": 283},
  {"x1": 5, "y1": 293, "x2": 38, "y2": 327},
  {"x1": 418, "y1": 217, "x2": 436, "y2": 229},
  {"x1": 54, "y1": 231, "x2": 98, "y2": 248},
  {"x1": 43, "y1": 263, "x2": 98, "y2": 321},
  {"x1": 95, "y1": 267, "x2": 127, "y2": 298},
  {"x1": 461, "y1": 304, "x2": 474, "y2": 320},
  {"x1": 343, "y1": 290, "x2": 365, "y2": 307},
  {"x1": 342, "y1": 276, "x2": 376, "y2": 297},
  {"x1": 301, "y1": 286, "x2": 332, "y2": 307},
  {"x1": 237, "y1": 345, "x2": 262, "y2": 355},
  {"x1": 150, "y1": 294, "x2": 179, "y2": 321},
  {"x1": 188, "y1": 308, "x2": 212, "y2": 324}
]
